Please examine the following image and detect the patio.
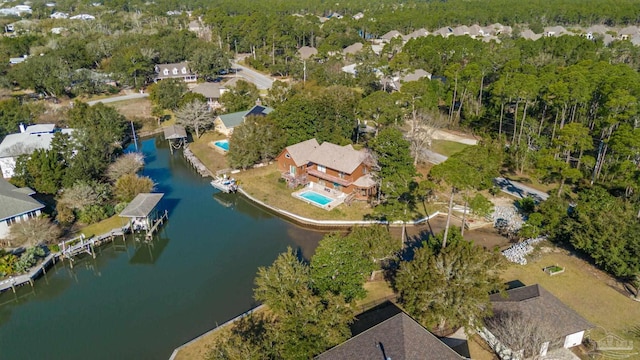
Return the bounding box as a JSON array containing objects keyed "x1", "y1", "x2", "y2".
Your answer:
[{"x1": 292, "y1": 182, "x2": 346, "y2": 210}]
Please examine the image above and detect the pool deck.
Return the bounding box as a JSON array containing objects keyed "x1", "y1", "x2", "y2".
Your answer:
[
  {"x1": 208, "y1": 140, "x2": 229, "y2": 154},
  {"x1": 292, "y1": 183, "x2": 345, "y2": 210}
]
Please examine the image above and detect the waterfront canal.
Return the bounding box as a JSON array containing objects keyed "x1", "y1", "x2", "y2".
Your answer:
[{"x1": 0, "y1": 137, "x2": 324, "y2": 360}]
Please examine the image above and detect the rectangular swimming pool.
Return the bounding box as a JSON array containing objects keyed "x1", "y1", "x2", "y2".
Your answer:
[
  {"x1": 214, "y1": 140, "x2": 229, "y2": 151},
  {"x1": 298, "y1": 191, "x2": 332, "y2": 206}
]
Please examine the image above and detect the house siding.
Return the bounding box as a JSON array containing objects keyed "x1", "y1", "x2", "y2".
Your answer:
[
  {"x1": 214, "y1": 118, "x2": 232, "y2": 137},
  {"x1": 0, "y1": 209, "x2": 41, "y2": 238}
]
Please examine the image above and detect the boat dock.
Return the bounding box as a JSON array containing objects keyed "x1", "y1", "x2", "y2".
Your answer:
[
  {"x1": 183, "y1": 146, "x2": 212, "y2": 177},
  {"x1": 144, "y1": 210, "x2": 168, "y2": 241},
  {"x1": 0, "y1": 253, "x2": 56, "y2": 293},
  {"x1": 59, "y1": 225, "x2": 130, "y2": 268}
]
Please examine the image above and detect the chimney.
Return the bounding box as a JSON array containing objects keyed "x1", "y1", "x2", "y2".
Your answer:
[
  {"x1": 255, "y1": 98, "x2": 262, "y2": 106},
  {"x1": 19, "y1": 123, "x2": 26, "y2": 133}
]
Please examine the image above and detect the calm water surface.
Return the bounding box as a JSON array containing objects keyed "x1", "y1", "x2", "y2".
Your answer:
[{"x1": 0, "y1": 137, "x2": 324, "y2": 359}]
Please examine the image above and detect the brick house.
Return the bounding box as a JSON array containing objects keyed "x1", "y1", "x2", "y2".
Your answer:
[{"x1": 276, "y1": 138, "x2": 377, "y2": 201}]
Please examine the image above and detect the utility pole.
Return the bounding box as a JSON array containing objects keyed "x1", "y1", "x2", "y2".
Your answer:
[{"x1": 303, "y1": 60, "x2": 306, "y2": 85}]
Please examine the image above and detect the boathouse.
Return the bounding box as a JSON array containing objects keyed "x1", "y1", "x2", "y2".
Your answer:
[
  {"x1": 119, "y1": 193, "x2": 166, "y2": 237},
  {"x1": 163, "y1": 125, "x2": 188, "y2": 154}
]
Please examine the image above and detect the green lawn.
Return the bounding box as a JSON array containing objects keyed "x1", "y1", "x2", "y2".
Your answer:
[
  {"x1": 76, "y1": 215, "x2": 128, "y2": 238},
  {"x1": 430, "y1": 140, "x2": 470, "y2": 157},
  {"x1": 188, "y1": 132, "x2": 229, "y2": 174},
  {"x1": 501, "y1": 247, "x2": 640, "y2": 343},
  {"x1": 234, "y1": 164, "x2": 376, "y2": 221}
]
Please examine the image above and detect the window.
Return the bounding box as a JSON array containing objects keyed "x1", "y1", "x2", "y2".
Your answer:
[
  {"x1": 362, "y1": 167, "x2": 368, "y2": 175},
  {"x1": 317, "y1": 165, "x2": 326, "y2": 173},
  {"x1": 318, "y1": 179, "x2": 326, "y2": 186},
  {"x1": 338, "y1": 172, "x2": 345, "y2": 179},
  {"x1": 172, "y1": 68, "x2": 178, "y2": 75},
  {"x1": 285, "y1": 153, "x2": 290, "y2": 159},
  {"x1": 163, "y1": 69, "x2": 169, "y2": 75},
  {"x1": 6, "y1": 217, "x2": 17, "y2": 226},
  {"x1": 181, "y1": 67, "x2": 187, "y2": 74},
  {"x1": 333, "y1": 183, "x2": 341, "y2": 191},
  {"x1": 289, "y1": 165, "x2": 296, "y2": 175}
]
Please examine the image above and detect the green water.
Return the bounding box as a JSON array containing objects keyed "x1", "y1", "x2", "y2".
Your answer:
[{"x1": 0, "y1": 137, "x2": 324, "y2": 359}]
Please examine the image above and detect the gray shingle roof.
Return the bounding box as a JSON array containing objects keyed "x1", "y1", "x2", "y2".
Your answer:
[
  {"x1": 284, "y1": 139, "x2": 370, "y2": 174},
  {"x1": 191, "y1": 83, "x2": 222, "y2": 99},
  {"x1": 297, "y1": 46, "x2": 318, "y2": 60},
  {"x1": 284, "y1": 138, "x2": 320, "y2": 166},
  {"x1": 119, "y1": 193, "x2": 164, "y2": 218},
  {"x1": 0, "y1": 178, "x2": 44, "y2": 221},
  {"x1": 0, "y1": 125, "x2": 73, "y2": 157},
  {"x1": 381, "y1": 30, "x2": 403, "y2": 40},
  {"x1": 317, "y1": 311, "x2": 462, "y2": 360},
  {"x1": 155, "y1": 62, "x2": 194, "y2": 80},
  {"x1": 488, "y1": 284, "x2": 593, "y2": 338},
  {"x1": 163, "y1": 125, "x2": 187, "y2": 140},
  {"x1": 217, "y1": 105, "x2": 273, "y2": 129},
  {"x1": 342, "y1": 42, "x2": 363, "y2": 55}
]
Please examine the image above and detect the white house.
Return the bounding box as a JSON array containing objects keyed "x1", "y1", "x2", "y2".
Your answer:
[
  {"x1": 483, "y1": 284, "x2": 593, "y2": 358},
  {"x1": 154, "y1": 62, "x2": 197, "y2": 82},
  {"x1": 0, "y1": 124, "x2": 74, "y2": 179},
  {"x1": 0, "y1": 178, "x2": 44, "y2": 239}
]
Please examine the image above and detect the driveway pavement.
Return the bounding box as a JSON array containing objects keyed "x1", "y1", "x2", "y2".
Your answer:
[
  {"x1": 86, "y1": 92, "x2": 149, "y2": 105},
  {"x1": 230, "y1": 62, "x2": 275, "y2": 90},
  {"x1": 494, "y1": 177, "x2": 549, "y2": 202}
]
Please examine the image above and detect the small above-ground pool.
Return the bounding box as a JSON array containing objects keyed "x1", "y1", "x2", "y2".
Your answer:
[
  {"x1": 214, "y1": 139, "x2": 229, "y2": 152},
  {"x1": 298, "y1": 191, "x2": 332, "y2": 206}
]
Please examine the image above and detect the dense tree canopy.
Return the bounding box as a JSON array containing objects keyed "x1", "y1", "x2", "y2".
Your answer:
[{"x1": 396, "y1": 227, "x2": 504, "y2": 331}]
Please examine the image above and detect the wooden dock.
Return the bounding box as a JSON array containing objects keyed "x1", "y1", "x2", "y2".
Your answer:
[
  {"x1": 183, "y1": 146, "x2": 212, "y2": 177},
  {"x1": 144, "y1": 210, "x2": 168, "y2": 242},
  {"x1": 0, "y1": 253, "x2": 56, "y2": 293},
  {"x1": 0, "y1": 225, "x2": 132, "y2": 294}
]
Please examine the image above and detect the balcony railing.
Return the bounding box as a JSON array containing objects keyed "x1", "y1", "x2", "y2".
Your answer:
[{"x1": 307, "y1": 168, "x2": 351, "y2": 186}]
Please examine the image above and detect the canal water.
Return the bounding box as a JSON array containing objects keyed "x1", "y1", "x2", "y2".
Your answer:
[{"x1": 0, "y1": 137, "x2": 324, "y2": 360}]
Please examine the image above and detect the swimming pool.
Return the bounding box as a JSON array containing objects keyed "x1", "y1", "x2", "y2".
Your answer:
[
  {"x1": 298, "y1": 191, "x2": 333, "y2": 206},
  {"x1": 214, "y1": 140, "x2": 229, "y2": 151}
]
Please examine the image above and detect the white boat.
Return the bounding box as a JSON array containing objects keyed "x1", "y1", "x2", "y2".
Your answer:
[{"x1": 210, "y1": 176, "x2": 238, "y2": 193}]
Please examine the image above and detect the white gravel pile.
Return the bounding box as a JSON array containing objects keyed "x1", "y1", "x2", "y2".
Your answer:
[
  {"x1": 501, "y1": 237, "x2": 546, "y2": 265},
  {"x1": 492, "y1": 205, "x2": 524, "y2": 234}
]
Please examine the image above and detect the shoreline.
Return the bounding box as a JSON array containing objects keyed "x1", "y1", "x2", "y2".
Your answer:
[{"x1": 237, "y1": 187, "x2": 442, "y2": 230}]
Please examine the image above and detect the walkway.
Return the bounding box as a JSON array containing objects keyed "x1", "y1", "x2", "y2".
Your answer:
[
  {"x1": 86, "y1": 92, "x2": 149, "y2": 105},
  {"x1": 0, "y1": 253, "x2": 55, "y2": 293}
]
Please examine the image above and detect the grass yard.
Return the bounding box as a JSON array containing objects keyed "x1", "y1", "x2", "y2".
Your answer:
[
  {"x1": 430, "y1": 139, "x2": 470, "y2": 157},
  {"x1": 109, "y1": 98, "x2": 153, "y2": 119},
  {"x1": 233, "y1": 164, "x2": 376, "y2": 221},
  {"x1": 501, "y1": 247, "x2": 640, "y2": 342},
  {"x1": 76, "y1": 215, "x2": 128, "y2": 238},
  {"x1": 188, "y1": 132, "x2": 230, "y2": 174}
]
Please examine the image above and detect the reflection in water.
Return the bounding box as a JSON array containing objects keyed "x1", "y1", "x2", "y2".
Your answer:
[{"x1": 129, "y1": 234, "x2": 170, "y2": 265}]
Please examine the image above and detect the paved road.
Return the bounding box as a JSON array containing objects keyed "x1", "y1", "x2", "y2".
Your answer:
[
  {"x1": 231, "y1": 62, "x2": 275, "y2": 90},
  {"x1": 494, "y1": 177, "x2": 549, "y2": 202},
  {"x1": 86, "y1": 93, "x2": 149, "y2": 105},
  {"x1": 421, "y1": 148, "x2": 549, "y2": 202}
]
